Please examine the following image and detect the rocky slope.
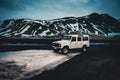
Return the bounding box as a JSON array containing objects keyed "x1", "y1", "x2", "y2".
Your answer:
[{"x1": 0, "y1": 13, "x2": 120, "y2": 38}]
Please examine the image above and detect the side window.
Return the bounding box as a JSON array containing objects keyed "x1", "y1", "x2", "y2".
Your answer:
[
  {"x1": 71, "y1": 37, "x2": 76, "y2": 42},
  {"x1": 78, "y1": 37, "x2": 81, "y2": 41},
  {"x1": 83, "y1": 37, "x2": 88, "y2": 41}
]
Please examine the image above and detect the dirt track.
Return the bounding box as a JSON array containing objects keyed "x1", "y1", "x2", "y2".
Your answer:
[
  {"x1": 28, "y1": 44, "x2": 120, "y2": 80},
  {"x1": 0, "y1": 50, "x2": 80, "y2": 80}
]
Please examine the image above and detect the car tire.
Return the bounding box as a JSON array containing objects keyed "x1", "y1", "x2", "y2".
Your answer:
[
  {"x1": 62, "y1": 47, "x2": 69, "y2": 54},
  {"x1": 82, "y1": 46, "x2": 87, "y2": 52}
]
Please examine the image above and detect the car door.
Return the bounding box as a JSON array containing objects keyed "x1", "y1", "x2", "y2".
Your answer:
[
  {"x1": 70, "y1": 37, "x2": 77, "y2": 49},
  {"x1": 77, "y1": 37, "x2": 83, "y2": 48}
]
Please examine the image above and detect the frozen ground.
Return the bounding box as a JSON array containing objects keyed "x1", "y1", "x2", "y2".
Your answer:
[{"x1": 0, "y1": 50, "x2": 80, "y2": 79}]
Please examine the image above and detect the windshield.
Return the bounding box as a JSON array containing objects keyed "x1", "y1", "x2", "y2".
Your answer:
[{"x1": 62, "y1": 36, "x2": 71, "y2": 40}]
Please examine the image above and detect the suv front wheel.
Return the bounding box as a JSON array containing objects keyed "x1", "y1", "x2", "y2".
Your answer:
[{"x1": 62, "y1": 47, "x2": 69, "y2": 54}]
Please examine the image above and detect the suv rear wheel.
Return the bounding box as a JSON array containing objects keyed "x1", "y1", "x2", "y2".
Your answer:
[
  {"x1": 62, "y1": 47, "x2": 69, "y2": 54},
  {"x1": 82, "y1": 46, "x2": 87, "y2": 52}
]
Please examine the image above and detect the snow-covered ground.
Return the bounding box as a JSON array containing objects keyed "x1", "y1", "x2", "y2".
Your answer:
[{"x1": 0, "y1": 50, "x2": 80, "y2": 79}]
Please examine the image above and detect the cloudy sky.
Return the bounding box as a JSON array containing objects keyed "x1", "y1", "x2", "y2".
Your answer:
[{"x1": 0, "y1": 0, "x2": 120, "y2": 20}]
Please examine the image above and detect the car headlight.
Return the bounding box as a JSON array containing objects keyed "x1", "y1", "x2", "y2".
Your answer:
[
  {"x1": 58, "y1": 44, "x2": 61, "y2": 47},
  {"x1": 53, "y1": 43, "x2": 61, "y2": 47}
]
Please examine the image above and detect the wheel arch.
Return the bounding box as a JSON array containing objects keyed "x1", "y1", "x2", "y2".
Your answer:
[
  {"x1": 63, "y1": 45, "x2": 69, "y2": 49},
  {"x1": 82, "y1": 45, "x2": 87, "y2": 48}
]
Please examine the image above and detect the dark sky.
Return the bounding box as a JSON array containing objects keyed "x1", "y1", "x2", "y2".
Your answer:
[{"x1": 0, "y1": 0, "x2": 120, "y2": 20}]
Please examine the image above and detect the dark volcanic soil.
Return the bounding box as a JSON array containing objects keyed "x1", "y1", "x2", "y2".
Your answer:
[{"x1": 28, "y1": 44, "x2": 120, "y2": 80}]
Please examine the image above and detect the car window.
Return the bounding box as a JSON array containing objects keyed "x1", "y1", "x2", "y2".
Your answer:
[
  {"x1": 71, "y1": 37, "x2": 76, "y2": 42},
  {"x1": 83, "y1": 37, "x2": 88, "y2": 41},
  {"x1": 78, "y1": 37, "x2": 81, "y2": 41}
]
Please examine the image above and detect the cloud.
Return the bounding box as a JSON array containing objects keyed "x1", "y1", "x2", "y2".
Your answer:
[
  {"x1": 93, "y1": 0, "x2": 120, "y2": 18},
  {"x1": 0, "y1": 0, "x2": 19, "y2": 10},
  {"x1": 16, "y1": 0, "x2": 95, "y2": 20},
  {"x1": 18, "y1": 6, "x2": 94, "y2": 20},
  {"x1": 0, "y1": 0, "x2": 119, "y2": 20},
  {"x1": 0, "y1": 0, "x2": 44, "y2": 10}
]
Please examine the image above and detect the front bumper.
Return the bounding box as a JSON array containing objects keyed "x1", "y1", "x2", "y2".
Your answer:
[
  {"x1": 52, "y1": 43, "x2": 62, "y2": 49},
  {"x1": 52, "y1": 46, "x2": 62, "y2": 50}
]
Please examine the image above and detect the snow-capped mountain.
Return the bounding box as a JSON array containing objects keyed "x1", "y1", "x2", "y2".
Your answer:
[{"x1": 0, "y1": 13, "x2": 120, "y2": 38}]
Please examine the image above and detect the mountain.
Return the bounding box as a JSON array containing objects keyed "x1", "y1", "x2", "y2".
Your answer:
[{"x1": 0, "y1": 13, "x2": 120, "y2": 38}]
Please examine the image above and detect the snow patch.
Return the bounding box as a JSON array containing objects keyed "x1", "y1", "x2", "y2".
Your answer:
[
  {"x1": 21, "y1": 34, "x2": 32, "y2": 38},
  {"x1": 41, "y1": 29, "x2": 49, "y2": 36},
  {"x1": 0, "y1": 50, "x2": 80, "y2": 79},
  {"x1": 20, "y1": 25, "x2": 30, "y2": 34},
  {"x1": 91, "y1": 23, "x2": 107, "y2": 36}
]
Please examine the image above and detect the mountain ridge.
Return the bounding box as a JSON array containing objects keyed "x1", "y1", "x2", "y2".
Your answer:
[{"x1": 0, "y1": 13, "x2": 120, "y2": 38}]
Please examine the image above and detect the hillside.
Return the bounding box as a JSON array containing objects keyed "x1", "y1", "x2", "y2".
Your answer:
[{"x1": 0, "y1": 13, "x2": 120, "y2": 38}]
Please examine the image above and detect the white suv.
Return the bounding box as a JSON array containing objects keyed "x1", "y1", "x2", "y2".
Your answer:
[{"x1": 52, "y1": 34, "x2": 90, "y2": 54}]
